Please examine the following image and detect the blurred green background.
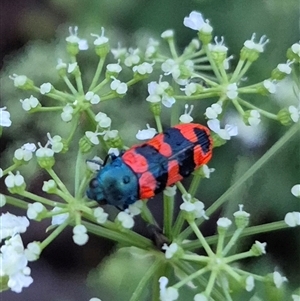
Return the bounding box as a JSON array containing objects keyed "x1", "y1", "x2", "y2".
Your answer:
[{"x1": 0, "y1": 0, "x2": 299, "y2": 300}]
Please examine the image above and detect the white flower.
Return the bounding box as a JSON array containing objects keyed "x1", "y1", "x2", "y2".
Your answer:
[
  {"x1": 244, "y1": 33, "x2": 269, "y2": 53},
  {"x1": 273, "y1": 271, "x2": 288, "y2": 288},
  {"x1": 4, "y1": 171, "x2": 25, "y2": 188},
  {"x1": 291, "y1": 184, "x2": 300, "y2": 198},
  {"x1": 179, "y1": 104, "x2": 194, "y2": 123},
  {"x1": 253, "y1": 240, "x2": 267, "y2": 255},
  {"x1": 217, "y1": 217, "x2": 232, "y2": 229},
  {"x1": 91, "y1": 27, "x2": 109, "y2": 46},
  {"x1": 162, "y1": 243, "x2": 179, "y2": 259},
  {"x1": 72, "y1": 225, "x2": 89, "y2": 246},
  {"x1": 116, "y1": 211, "x2": 135, "y2": 229},
  {"x1": 127, "y1": 200, "x2": 143, "y2": 216},
  {"x1": 85, "y1": 91, "x2": 101, "y2": 104},
  {"x1": 0, "y1": 168, "x2": 3, "y2": 178},
  {"x1": 183, "y1": 11, "x2": 212, "y2": 33},
  {"x1": 201, "y1": 165, "x2": 215, "y2": 178},
  {"x1": 0, "y1": 234, "x2": 33, "y2": 292},
  {"x1": 56, "y1": 58, "x2": 67, "y2": 70},
  {"x1": 111, "y1": 44, "x2": 127, "y2": 59},
  {"x1": 263, "y1": 79, "x2": 276, "y2": 94},
  {"x1": 277, "y1": 61, "x2": 293, "y2": 74},
  {"x1": 9, "y1": 74, "x2": 28, "y2": 88},
  {"x1": 93, "y1": 207, "x2": 108, "y2": 224},
  {"x1": 124, "y1": 48, "x2": 140, "y2": 67},
  {"x1": 292, "y1": 294, "x2": 300, "y2": 301},
  {"x1": 248, "y1": 110, "x2": 261, "y2": 126},
  {"x1": 132, "y1": 62, "x2": 154, "y2": 75},
  {"x1": 14, "y1": 143, "x2": 36, "y2": 162},
  {"x1": 223, "y1": 55, "x2": 234, "y2": 70},
  {"x1": 161, "y1": 30, "x2": 174, "y2": 39},
  {"x1": 108, "y1": 147, "x2": 120, "y2": 156},
  {"x1": 27, "y1": 202, "x2": 46, "y2": 220},
  {"x1": 226, "y1": 83, "x2": 238, "y2": 99},
  {"x1": 40, "y1": 83, "x2": 52, "y2": 94},
  {"x1": 225, "y1": 113, "x2": 266, "y2": 147},
  {"x1": 66, "y1": 26, "x2": 88, "y2": 50},
  {"x1": 284, "y1": 212, "x2": 300, "y2": 227},
  {"x1": 180, "y1": 194, "x2": 207, "y2": 219},
  {"x1": 163, "y1": 186, "x2": 177, "y2": 197},
  {"x1": 85, "y1": 130, "x2": 100, "y2": 145},
  {"x1": 110, "y1": 77, "x2": 128, "y2": 94},
  {"x1": 207, "y1": 119, "x2": 238, "y2": 140},
  {"x1": 106, "y1": 62, "x2": 122, "y2": 74},
  {"x1": 162, "y1": 95, "x2": 176, "y2": 108},
  {"x1": 89, "y1": 298, "x2": 102, "y2": 301},
  {"x1": 245, "y1": 275, "x2": 255, "y2": 292},
  {"x1": 95, "y1": 112, "x2": 111, "y2": 128},
  {"x1": 146, "y1": 79, "x2": 175, "y2": 108},
  {"x1": 103, "y1": 129, "x2": 118, "y2": 141},
  {"x1": 233, "y1": 204, "x2": 250, "y2": 219},
  {"x1": 194, "y1": 293, "x2": 208, "y2": 301},
  {"x1": 46, "y1": 133, "x2": 63, "y2": 153},
  {"x1": 161, "y1": 59, "x2": 194, "y2": 85},
  {"x1": 61, "y1": 104, "x2": 74, "y2": 122},
  {"x1": 209, "y1": 36, "x2": 228, "y2": 53},
  {"x1": 20, "y1": 95, "x2": 40, "y2": 111},
  {"x1": 145, "y1": 38, "x2": 159, "y2": 59},
  {"x1": 36, "y1": 141, "x2": 55, "y2": 158},
  {"x1": 136, "y1": 124, "x2": 157, "y2": 140},
  {"x1": 0, "y1": 107, "x2": 12, "y2": 127},
  {"x1": 205, "y1": 103, "x2": 222, "y2": 119},
  {"x1": 25, "y1": 242, "x2": 41, "y2": 261},
  {"x1": 159, "y1": 276, "x2": 179, "y2": 301},
  {"x1": 42, "y1": 179, "x2": 57, "y2": 193},
  {"x1": 288, "y1": 105, "x2": 300, "y2": 122},
  {"x1": 181, "y1": 82, "x2": 197, "y2": 96},
  {"x1": 51, "y1": 207, "x2": 69, "y2": 225},
  {"x1": 68, "y1": 62, "x2": 78, "y2": 73},
  {"x1": 291, "y1": 41, "x2": 300, "y2": 56},
  {"x1": 0, "y1": 213, "x2": 29, "y2": 241}
]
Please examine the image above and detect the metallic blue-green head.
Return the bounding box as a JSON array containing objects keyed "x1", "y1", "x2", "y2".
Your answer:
[{"x1": 86, "y1": 157, "x2": 138, "y2": 209}]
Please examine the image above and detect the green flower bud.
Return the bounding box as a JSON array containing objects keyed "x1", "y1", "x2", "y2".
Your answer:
[
  {"x1": 277, "y1": 108, "x2": 293, "y2": 126},
  {"x1": 211, "y1": 132, "x2": 227, "y2": 148},
  {"x1": 149, "y1": 102, "x2": 162, "y2": 116},
  {"x1": 79, "y1": 135, "x2": 94, "y2": 153}
]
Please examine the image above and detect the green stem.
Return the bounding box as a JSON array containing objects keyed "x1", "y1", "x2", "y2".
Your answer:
[
  {"x1": 62, "y1": 75, "x2": 78, "y2": 95},
  {"x1": 225, "y1": 250, "x2": 254, "y2": 263},
  {"x1": 74, "y1": 149, "x2": 83, "y2": 198},
  {"x1": 168, "y1": 39, "x2": 178, "y2": 59},
  {"x1": 154, "y1": 115, "x2": 163, "y2": 133},
  {"x1": 82, "y1": 221, "x2": 153, "y2": 249},
  {"x1": 46, "y1": 168, "x2": 73, "y2": 198},
  {"x1": 129, "y1": 259, "x2": 163, "y2": 301},
  {"x1": 163, "y1": 193, "x2": 174, "y2": 239},
  {"x1": 237, "y1": 97, "x2": 278, "y2": 120},
  {"x1": 222, "y1": 227, "x2": 244, "y2": 256},
  {"x1": 203, "y1": 44, "x2": 223, "y2": 83},
  {"x1": 183, "y1": 220, "x2": 292, "y2": 251},
  {"x1": 89, "y1": 56, "x2": 106, "y2": 91},
  {"x1": 230, "y1": 59, "x2": 245, "y2": 83},
  {"x1": 188, "y1": 172, "x2": 202, "y2": 197},
  {"x1": 140, "y1": 202, "x2": 157, "y2": 225},
  {"x1": 22, "y1": 191, "x2": 58, "y2": 207},
  {"x1": 189, "y1": 220, "x2": 215, "y2": 257},
  {"x1": 40, "y1": 219, "x2": 70, "y2": 250},
  {"x1": 4, "y1": 195, "x2": 30, "y2": 209}
]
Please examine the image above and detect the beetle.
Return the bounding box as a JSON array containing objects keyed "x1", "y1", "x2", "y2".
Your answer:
[{"x1": 86, "y1": 123, "x2": 213, "y2": 209}]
